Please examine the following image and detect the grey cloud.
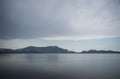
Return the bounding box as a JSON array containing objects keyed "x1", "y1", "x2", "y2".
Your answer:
[{"x1": 0, "y1": 0, "x2": 120, "y2": 40}]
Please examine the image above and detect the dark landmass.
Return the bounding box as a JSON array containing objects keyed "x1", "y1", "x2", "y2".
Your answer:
[
  {"x1": 0, "y1": 46, "x2": 120, "y2": 54},
  {"x1": 81, "y1": 50, "x2": 120, "y2": 54},
  {"x1": 0, "y1": 46, "x2": 74, "y2": 54}
]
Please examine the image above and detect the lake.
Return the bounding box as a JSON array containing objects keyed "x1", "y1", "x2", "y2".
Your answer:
[{"x1": 0, "y1": 54, "x2": 120, "y2": 79}]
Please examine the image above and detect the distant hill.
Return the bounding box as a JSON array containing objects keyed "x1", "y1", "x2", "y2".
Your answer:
[
  {"x1": 0, "y1": 46, "x2": 120, "y2": 54},
  {"x1": 81, "y1": 50, "x2": 120, "y2": 54},
  {"x1": 0, "y1": 48, "x2": 14, "y2": 53},
  {"x1": 0, "y1": 46, "x2": 75, "y2": 54}
]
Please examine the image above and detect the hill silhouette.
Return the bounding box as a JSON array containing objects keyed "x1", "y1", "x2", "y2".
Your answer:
[
  {"x1": 0, "y1": 46, "x2": 75, "y2": 54},
  {"x1": 0, "y1": 46, "x2": 120, "y2": 54}
]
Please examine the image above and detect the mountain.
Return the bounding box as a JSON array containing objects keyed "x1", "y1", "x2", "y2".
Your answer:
[
  {"x1": 16, "y1": 46, "x2": 75, "y2": 53},
  {"x1": 0, "y1": 46, "x2": 120, "y2": 54},
  {"x1": 0, "y1": 46, "x2": 75, "y2": 54}
]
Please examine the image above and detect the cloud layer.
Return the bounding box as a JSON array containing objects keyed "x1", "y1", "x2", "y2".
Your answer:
[{"x1": 0, "y1": 0, "x2": 120, "y2": 40}]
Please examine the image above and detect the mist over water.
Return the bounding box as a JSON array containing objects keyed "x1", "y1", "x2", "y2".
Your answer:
[{"x1": 0, "y1": 54, "x2": 120, "y2": 79}]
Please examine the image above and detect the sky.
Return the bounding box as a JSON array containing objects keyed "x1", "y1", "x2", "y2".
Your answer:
[{"x1": 0, "y1": 0, "x2": 120, "y2": 52}]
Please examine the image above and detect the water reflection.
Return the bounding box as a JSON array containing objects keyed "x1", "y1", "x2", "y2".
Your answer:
[
  {"x1": 46, "y1": 54, "x2": 59, "y2": 63},
  {"x1": 0, "y1": 54, "x2": 120, "y2": 79},
  {"x1": 26, "y1": 54, "x2": 34, "y2": 63}
]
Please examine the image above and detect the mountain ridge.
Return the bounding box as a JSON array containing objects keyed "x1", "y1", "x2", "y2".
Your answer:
[
  {"x1": 0, "y1": 46, "x2": 120, "y2": 54},
  {"x1": 0, "y1": 46, "x2": 75, "y2": 54}
]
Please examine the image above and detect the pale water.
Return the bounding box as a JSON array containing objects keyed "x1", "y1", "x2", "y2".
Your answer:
[{"x1": 0, "y1": 54, "x2": 120, "y2": 79}]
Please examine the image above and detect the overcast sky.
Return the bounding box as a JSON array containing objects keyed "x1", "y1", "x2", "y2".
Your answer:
[{"x1": 0, "y1": 0, "x2": 120, "y2": 51}]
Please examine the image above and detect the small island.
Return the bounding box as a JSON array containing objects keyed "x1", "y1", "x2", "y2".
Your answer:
[{"x1": 81, "y1": 49, "x2": 120, "y2": 54}]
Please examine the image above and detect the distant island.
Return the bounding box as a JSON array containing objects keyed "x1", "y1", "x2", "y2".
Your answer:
[
  {"x1": 0, "y1": 46, "x2": 120, "y2": 54},
  {"x1": 81, "y1": 50, "x2": 120, "y2": 54}
]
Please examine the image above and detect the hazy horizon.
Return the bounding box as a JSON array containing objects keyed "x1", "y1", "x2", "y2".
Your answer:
[{"x1": 0, "y1": 37, "x2": 120, "y2": 52}]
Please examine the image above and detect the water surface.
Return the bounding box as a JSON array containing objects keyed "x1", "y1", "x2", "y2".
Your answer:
[{"x1": 0, "y1": 54, "x2": 120, "y2": 79}]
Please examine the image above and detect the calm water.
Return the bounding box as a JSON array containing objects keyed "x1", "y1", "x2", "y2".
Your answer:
[{"x1": 0, "y1": 54, "x2": 120, "y2": 79}]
